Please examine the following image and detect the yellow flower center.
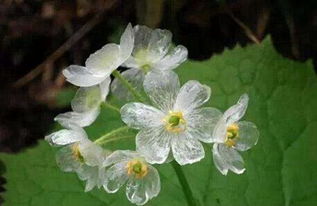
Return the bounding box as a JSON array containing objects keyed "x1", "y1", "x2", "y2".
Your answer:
[
  {"x1": 163, "y1": 111, "x2": 186, "y2": 133},
  {"x1": 225, "y1": 123, "x2": 239, "y2": 147},
  {"x1": 71, "y1": 144, "x2": 85, "y2": 163},
  {"x1": 126, "y1": 159, "x2": 149, "y2": 179}
]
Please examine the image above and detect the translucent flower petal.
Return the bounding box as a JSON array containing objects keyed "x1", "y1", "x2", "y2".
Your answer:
[
  {"x1": 45, "y1": 127, "x2": 86, "y2": 146},
  {"x1": 103, "y1": 161, "x2": 129, "y2": 193},
  {"x1": 223, "y1": 94, "x2": 249, "y2": 125},
  {"x1": 104, "y1": 150, "x2": 139, "y2": 167},
  {"x1": 153, "y1": 45, "x2": 188, "y2": 71},
  {"x1": 171, "y1": 132, "x2": 205, "y2": 165},
  {"x1": 187, "y1": 107, "x2": 223, "y2": 143},
  {"x1": 235, "y1": 121, "x2": 259, "y2": 151},
  {"x1": 133, "y1": 25, "x2": 152, "y2": 53},
  {"x1": 79, "y1": 140, "x2": 106, "y2": 167},
  {"x1": 147, "y1": 29, "x2": 172, "y2": 62},
  {"x1": 174, "y1": 80, "x2": 211, "y2": 113},
  {"x1": 55, "y1": 109, "x2": 100, "y2": 127},
  {"x1": 63, "y1": 65, "x2": 106, "y2": 87},
  {"x1": 126, "y1": 165, "x2": 160, "y2": 205},
  {"x1": 76, "y1": 165, "x2": 101, "y2": 192},
  {"x1": 85, "y1": 43, "x2": 121, "y2": 75},
  {"x1": 122, "y1": 57, "x2": 139, "y2": 69},
  {"x1": 143, "y1": 71, "x2": 180, "y2": 112},
  {"x1": 211, "y1": 117, "x2": 227, "y2": 143},
  {"x1": 55, "y1": 146, "x2": 81, "y2": 172},
  {"x1": 212, "y1": 143, "x2": 245, "y2": 175},
  {"x1": 71, "y1": 86, "x2": 102, "y2": 113},
  {"x1": 111, "y1": 68, "x2": 145, "y2": 101},
  {"x1": 119, "y1": 23, "x2": 134, "y2": 61},
  {"x1": 99, "y1": 76, "x2": 111, "y2": 101},
  {"x1": 136, "y1": 126, "x2": 171, "y2": 164},
  {"x1": 121, "y1": 102, "x2": 165, "y2": 129}
]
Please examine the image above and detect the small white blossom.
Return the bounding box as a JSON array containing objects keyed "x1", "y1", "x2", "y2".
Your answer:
[
  {"x1": 111, "y1": 25, "x2": 188, "y2": 100},
  {"x1": 55, "y1": 77, "x2": 110, "y2": 127},
  {"x1": 211, "y1": 94, "x2": 259, "y2": 175},
  {"x1": 103, "y1": 150, "x2": 160, "y2": 206},
  {"x1": 63, "y1": 24, "x2": 134, "y2": 87},
  {"x1": 120, "y1": 72, "x2": 222, "y2": 165},
  {"x1": 45, "y1": 122, "x2": 109, "y2": 191}
]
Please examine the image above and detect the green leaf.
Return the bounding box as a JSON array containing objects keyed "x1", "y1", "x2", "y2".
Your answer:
[{"x1": 1, "y1": 37, "x2": 317, "y2": 206}]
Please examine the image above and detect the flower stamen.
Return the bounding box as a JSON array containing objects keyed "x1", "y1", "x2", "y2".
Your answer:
[
  {"x1": 126, "y1": 159, "x2": 149, "y2": 179},
  {"x1": 225, "y1": 123, "x2": 239, "y2": 147},
  {"x1": 71, "y1": 144, "x2": 85, "y2": 163},
  {"x1": 163, "y1": 111, "x2": 186, "y2": 133}
]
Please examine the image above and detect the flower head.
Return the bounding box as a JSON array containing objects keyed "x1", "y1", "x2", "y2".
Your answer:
[
  {"x1": 120, "y1": 71, "x2": 222, "y2": 165},
  {"x1": 111, "y1": 25, "x2": 188, "y2": 100},
  {"x1": 45, "y1": 122, "x2": 109, "y2": 191},
  {"x1": 63, "y1": 23, "x2": 134, "y2": 87},
  {"x1": 211, "y1": 94, "x2": 259, "y2": 175},
  {"x1": 103, "y1": 150, "x2": 160, "y2": 205},
  {"x1": 55, "y1": 77, "x2": 111, "y2": 127}
]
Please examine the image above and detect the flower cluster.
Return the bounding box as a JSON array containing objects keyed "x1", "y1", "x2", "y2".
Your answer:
[{"x1": 45, "y1": 23, "x2": 259, "y2": 205}]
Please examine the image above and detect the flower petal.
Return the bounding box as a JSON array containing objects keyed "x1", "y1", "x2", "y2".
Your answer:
[
  {"x1": 99, "y1": 76, "x2": 111, "y2": 101},
  {"x1": 223, "y1": 94, "x2": 249, "y2": 125},
  {"x1": 133, "y1": 25, "x2": 152, "y2": 53},
  {"x1": 104, "y1": 150, "x2": 140, "y2": 167},
  {"x1": 212, "y1": 143, "x2": 245, "y2": 175},
  {"x1": 103, "y1": 161, "x2": 129, "y2": 193},
  {"x1": 119, "y1": 23, "x2": 134, "y2": 60},
  {"x1": 54, "y1": 109, "x2": 100, "y2": 127},
  {"x1": 147, "y1": 29, "x2": 172, "y2": 62},
  {"x1": 136, "y1": 127, "x2": 171, "y2": 164},
  {"x1": 55, "y1": 146, "x2": 81, "y2": 172},
  {"x1": 186, "y1": 107, "x2": 223, "y2": 143},
  {"x1": 79, "y1": 140, "x2": 106, "y2": 167},
  {"x1": 143, "y1": 71, "x2": 180, "y2": 112},
  {"x1": 211, "y1": 117, "x2": 227, "y2": 143},
  {"x1": 126, "y1": 165, "x2": 160, "y2": 205},
  {"x1": 45, "y1": 127, "x2": 86, "y2": 146},
  {"x1": 71, "y1": 86, "x2": 102, "y2": 113},
  {"x1": 111, "y1": 68, "x2": 145, "y2": 101},
  {"x1": 121, "y1": 102, "x2": 165, "y2": 129},
  {"x1": 153, "y1": 45, "x2": 188, "y2": 71},
  {"x1": 174, "y1": 80, "x2": 211, "y2": 113},
  {"x1": 63, "y1": 65, "x2": 106, "y2": 87},
  {"x1": 171, "y1": 132, "x2": 205, "y2": 165},
  {"x1": 235, "y1": 121, "x2": 259, "y2": 151},
  {"x1": 85, "y1": 43, "x2": 121, "y2": 75}
]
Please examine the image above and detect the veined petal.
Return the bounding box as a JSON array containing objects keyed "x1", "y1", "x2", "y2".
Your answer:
[
  {"x1": 54, "y1": 108, "x2": 100, "y2": 127},
  {"x1": 63, "y1": 65, "x2": 106, "y2": 87},
  {"x1": 56, "y1": 146, "x2": 81, "y2": 172},
  {"x1": 120, "y1": 23, "x2": 134, "y2": 61},
  {"x1": 79, "y1": 140, "x2": 106, "y2": 167},
  {"x1": 122, "y1": 57, "x2": 139, "y2": 69},
  {"x1": 136, "y1": 126, "x2": 171, "y2": 164},
  {"x1": 186, "y1": 107, "x2": 223, "y2": 143},
  {"x1": 147, "y1": 29, "x2": 172, "y2": 62},
  {"x1": 104, "y1": 150, "x2": 140, "y2": 167},
  {"x1": 212, "y1": 143, "x2": 245, "y2": 175},
  {"x1": 223, "y1": 94, "x2": 249, "y2": 125},
  {"x1": 85, "y1": 43, "x2": 121, "y2": 75},
  {"x1": 171, "y1": 132, "x2": 205, "y2": 165},
  {"x1": 111, "y1": 68, "x2": 145, "y2": 101},
  {"x1": 103, "y1": 161, "x2": 129, "y2": 193},
  {"x1": 45, "y1": 127, "x2": 86, "y2": 146},
  {"x1": 99, "y1": 76, "x2": 111, "y2": 101},
  {"x1": 211, "y1": 117, "x2": 227, "y2": 143},
  {"x1": 174, "y1": 80, "x2": 211, "y2": 113},
  {"x1": 126, "y1": 165, "x2": 160, "y2": 205},
  {"x1": 235, "y1": 121, "x2": 259, "y2": 151},
  {"x1": 153, "y1": 45, "x2": 188, "y2": 71},
  {"x1": 71, "y1": 86, "x2": 102, "y2": 113},
  {"x1": 143, "y1": 71, "x2": 180, "y2": 112},
  {"x1": 133, "y1": 25, "x2": 152, "y2": 53},
  {"x1": 121, "y1": 103, "x2": 165, "y2": 129}
]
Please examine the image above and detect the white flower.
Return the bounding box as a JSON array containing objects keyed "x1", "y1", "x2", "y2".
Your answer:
[
  {"x1": 111, "y1": 25, "x2": 188, "y2": 100},
  {"x1": 45, "y1": 123, "x2": 109, "y2": 191},
  {"x1": 63, "y1": 23, "x2": 134, "y2": 87},
  {"x1": 211, "y1": 94, "x2": 259, "y2": 175},
  {"x1": 120, "y1": 71, "x2": 222, "y2": 165},
  {"x1": 54, "y1": 77, "x2": 110, "y2": 127},
  {"x1": 103, "y1": 150, "x2": 160, "y2": 206}
]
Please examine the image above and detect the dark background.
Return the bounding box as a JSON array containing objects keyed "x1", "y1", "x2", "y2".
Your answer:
[{"x1": 1, "y1": 0, "x2": 317, "y2": 153}]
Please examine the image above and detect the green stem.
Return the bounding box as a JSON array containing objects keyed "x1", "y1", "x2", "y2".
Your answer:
[
  {"x1": 171, "y1": 161, "x2": 197, "y2": 206},
  {"x1": 112, "y1": 70, "x2": 145, "y2": 102},
  {"x1": 101, "y1": 102, "x2": 120, "y2": 113},
  {"x1": 99, "y1": 135, "x2": 134, "y2": 145},
  {"x1": 94, "y1": 126, "x2": 130, "y2": 145}
]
